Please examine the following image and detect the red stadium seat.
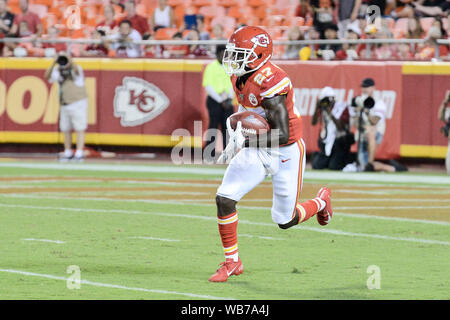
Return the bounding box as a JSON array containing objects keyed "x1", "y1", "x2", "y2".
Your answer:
[
  {"x1": 154, "y1": 27, "x2": 178, "y2": 40},
  {"x1": 420, "y1": 17, "x2": 435, "y2": 34}
]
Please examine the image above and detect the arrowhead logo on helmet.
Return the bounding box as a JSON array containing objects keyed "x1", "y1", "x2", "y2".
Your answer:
[{"x1": 222, "y1": 26, "x2": 273, "y2": 77}]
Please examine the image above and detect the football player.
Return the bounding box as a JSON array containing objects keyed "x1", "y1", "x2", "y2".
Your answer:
[{"x1": 209, "y1": 26, "x2": 333, "y2": 282}]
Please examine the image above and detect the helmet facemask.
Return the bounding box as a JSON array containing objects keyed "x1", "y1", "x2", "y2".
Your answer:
[{"x1": 222, "y1": 44, "x2": 258, "y2": 77}]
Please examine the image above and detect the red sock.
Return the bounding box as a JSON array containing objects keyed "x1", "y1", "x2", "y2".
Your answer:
[
  {"x1": 296, "y1": 198, "x2": 326, "y2": 224},
  {"x1": 217, "y1": 211, "x2": 238, "y2": 261}
]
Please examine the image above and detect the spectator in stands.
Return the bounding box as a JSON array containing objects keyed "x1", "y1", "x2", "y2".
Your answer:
[
  {"x1": 97, "y1": 4, "x2": 119, "y2": 35},
  {"x1": 9, "y1": 0, "x2": 43, "y2": 38},
  {"x1": 406, "y1": 17, "x2": 425, "y2": 38},
  {"x1": 42, "y1": 26, "x2": 67, "y2": 56},
  {"x1": 167, "y1": 31, "x2": 188, "y2": 58},
  {"x1": 341, "y1": 22, "x2": 361, "y2": 60},
  {"x1": 415, "y1": 17, "x2": 448, "y2": 59},
  {"x1": 295, "y1": 0, "x2": 313, "y2": 19},
  {"x1": 305, "y1": 25, "x2": 321, "y2": 57},
  {"x1": 311, "y1": 86, "x2": 354, "y2": 170},
  {"x1": 318, "y1": 24, "x2": 342, "y2": 60},
  {"x1": 212, "y1": 23, "x2": 226, "y2": 40},
  {"x1": 105, "y1": 19, "x2": 142, "y2": 58},
  {"x1": 390, "y1": 0, "x2": 415, "y2": 18},
  {"x1": 45, "y1": 52, "x2": 88, "y2": 162},
  {"x1": 202, "y1": 44, "x2": 234, "y2": 160},
  {"x1": 374, "y1": 27, "x2": 396, "y2": 59},
  {"x1": 111, "y1": 0, "x2": 126, "y2": 12},
  {"x1": 282, "y1": 25, "x2": 305, "y2": 59},
  {"x1": 149, "y1": 0, "x2": 174, "y2": 32},
  {"x1": 186, "y1": 28, "x2": 208, "y2": 57},
  {"x1": 0, "y1": 0, "x2": 14, "y2": 36},
  {"x1": 196, "y1": 15, "x2": 210, "y2": 40},
  {"x1": 412, "y1": 0, "x2": 450, "y2": 17},
  {"x1": 337, "y1": 0, "x2": 362, "y2": 39},
  {"x1": 310, "y1": 0, "x2": 336, "y2": 37},
  {"x1": 122, "y1": 0, "x2": 150, "y2": 38},
  {"x1": 80, "y1": 29, "x2": 108, "y2": 57}
]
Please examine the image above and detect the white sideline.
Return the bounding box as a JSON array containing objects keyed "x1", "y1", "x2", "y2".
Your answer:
[
  {"x1": 0, "y1": 203, "x2": 448, "y2": 246},
  {"x1": 2, "y1": 193, "x2": 449, "y2": 226},
  {"x1": 130, "y1": 236, "x2": 180, "y2": 242},
  {"x1": 0, "y1": 162, "x2": 449, "y2": 185},
  {"x1": 0, "y1": 268, "x2": 235, "y2": 300},
  {"x1": 22, "y1": 238, "x2": 65, "y2": 244}
]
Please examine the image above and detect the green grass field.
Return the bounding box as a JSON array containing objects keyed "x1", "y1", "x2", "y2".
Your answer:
[{"x1": 0, "y1": 160, "x2": 449, "y2": 300}]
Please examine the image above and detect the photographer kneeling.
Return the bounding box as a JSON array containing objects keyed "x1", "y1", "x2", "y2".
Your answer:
[
  {"x1": 438, "y1": 90, "x2": 450, "y2": 175},
  {"x1": 45, "y1": 52, "x2": 88, "y2": 162},
  {"x1": 351, "y1": 78, "x2": 406, "y2": 172},
  {"x1": 311, "y1": 86, "x2": 354, "y2": 170}
]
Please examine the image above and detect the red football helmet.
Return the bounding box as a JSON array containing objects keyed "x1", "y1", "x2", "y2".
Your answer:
[{"x1": 222, "y1": 26, "x2": 273, "y2": 77}]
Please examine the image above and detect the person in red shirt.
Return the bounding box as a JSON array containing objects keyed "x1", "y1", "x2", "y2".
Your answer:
[
  {"x1": 121, "y1": 0, "x2": 150, "y2": 38},
  {"x1": 9, "y1": 0, "x2": 42, "y2": 38},
  {"x1": 96, "y1": 4, "x2": 118, "y2": 35}
]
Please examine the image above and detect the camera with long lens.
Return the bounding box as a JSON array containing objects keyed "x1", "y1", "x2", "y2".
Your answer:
[
  {"x1": 56, "y1": 54, "x2": 69, "y2": 66},
  {"x1": 318, "y1": 96, "x2": 333, "y2": 109},
  {"x1": 351, "y1": 95, "x2": 375, "y2": 109},
  {"x1": 440, "y1": 99, "x2": 450, "y2": 138}
]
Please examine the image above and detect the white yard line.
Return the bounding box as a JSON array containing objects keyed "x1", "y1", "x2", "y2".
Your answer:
[
  {"x1": 2, "y1": 194, "x2": 449, "y2": 226},
  {"x1": 0, "y1": 162, "x2": 449, "y2": 185},
  {"x1": 129, "y1": 236, "x2": 180, "y2": 242},
  {"x1": 0, "y1": 203, "x2": 448, "y2": 246},
  {"x1": 22, "y1": 238, "x2": 65, "y2": 244},
  {"x1": 239, "y1": 234, "x2": 285, "y2": 241},
  {"x1": 0, "y1": 268, "x2": 234, "y2": 300}
]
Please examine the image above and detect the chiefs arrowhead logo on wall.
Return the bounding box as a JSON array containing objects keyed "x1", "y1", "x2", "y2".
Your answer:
[
  {"x1": 114, "y1": 77, "x2": 170, "y2": 127},
  {"x1": 250, "y1": 34, "x2": 270, "y2": 48}
]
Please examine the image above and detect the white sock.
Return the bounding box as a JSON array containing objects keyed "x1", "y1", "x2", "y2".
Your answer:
[
  {"x1": 226, "y1": 252, "x2": 239, "y2": 262},
  {"x1": 64, "y1": 149, "x2": 73, "y2": 157},
  {"x1": 75, "y1": 149, "x2": 83, "y2": 158}
]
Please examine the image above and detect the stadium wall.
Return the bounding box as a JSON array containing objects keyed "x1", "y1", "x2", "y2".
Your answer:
[{"x1": 0, "y1": 58, "x2": 449, "y2": 159}]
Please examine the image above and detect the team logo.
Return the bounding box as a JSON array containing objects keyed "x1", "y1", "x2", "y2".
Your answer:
[
  {"x1": 249, "y1": 93, "x2": 258, "y2": 106},
  {"x1": 114, "y1": 77, "x2": 170, "y2": 127},
  {"x1": 250, "y1": 34, "x2": 270, "y2": 48}
]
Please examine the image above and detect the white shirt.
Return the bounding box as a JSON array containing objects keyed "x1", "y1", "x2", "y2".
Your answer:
[
  {"x1": 369, "y1": 99, "x2": 387, "y2": 136},
  {"x1": 49, "y1": 64, "x2": 85, "y2": 87},
  {"x1": 154, "y1": 6, "x2": 171, "y2": 27},
  {"x1": 109, "y1": 29, "x2": 142, "y2": 58}
]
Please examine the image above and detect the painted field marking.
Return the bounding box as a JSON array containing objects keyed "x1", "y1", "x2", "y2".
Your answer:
[
  {"x1": 129, "y1": 236, "x2": 181, "y2": 242},
  {"x1": 337, "y1": 206, "x2": 450, "y2": 210},
  {"x1": 337, "y1": 189, "x2": 450, "y2": 195},
  {"x1": 0, "y1": 268, "x2": 235, "y2": 300},
  {"x1": 239, "y1": 234, "x2": 285, "y2": 241},
  {"x1": 0, "y1": 203, "x2": 448, "y2": 246},
  {"x1": 22, "y1": 238, "x2": 65, "y2": 244},
  {"x1": 0, "y1": 162, "x2": 449, "y2": 185},
  {"x1": 2, "y1": 194, "x2": 449, "y2": 226}
]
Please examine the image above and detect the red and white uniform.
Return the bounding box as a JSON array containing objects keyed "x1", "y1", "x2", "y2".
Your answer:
[
  {"x1": 231, "y1": 61, "x2": 302, "y2": 146},
  {"x1": 218, "y1": 62, "x2": 307, "y2": 225}
]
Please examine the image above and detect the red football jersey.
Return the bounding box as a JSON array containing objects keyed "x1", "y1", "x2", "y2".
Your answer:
[{"x1": 231, "y1": 61, "x2": 302, "y2": 145}]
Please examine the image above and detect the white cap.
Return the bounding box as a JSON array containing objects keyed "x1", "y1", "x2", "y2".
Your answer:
[
  {"x1": 347, "y1": 20, "x2": 361, "y2": 36},
  {"x1": 319, "y1": 86, "x2": 336, "y2": 99}
]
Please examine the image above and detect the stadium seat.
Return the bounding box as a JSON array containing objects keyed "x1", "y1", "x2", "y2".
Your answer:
[
  {"x1": 192, "y1": 0, "x2": 216, "y2": 8},
  {"x1": 262, "y1": 15, "x2": 284, "y2": 27},
  {"x1": 286, "y1": 16, "x2": 305, "y2": 27},
  {"x1": 217, "y1": 0, "x2": 240, "y2": 8},
  {"x1": 394, "y1": 18, "x2": 409, "y2": 36},
  {"x1": 420, "y1": 17, "x2": 435, "y2": 34},
  {"x1": 29, "y1": 4, "x2": 48, "y2": 19},
  {"x1": 254, "y1": 6, "x2": 268, "y2": 20},
  {"x1": 228, "y1": 5, "x2": 254, "y2": 20},
  {"x1": 154, "y1": 27, "x2": 178, "y2": 40},
  {"x1": 198, "y1": 5, "x2": 226, "y2": 19},
  {"x1": 210, "y1": 15, "x2": 236, "y2": 34}
]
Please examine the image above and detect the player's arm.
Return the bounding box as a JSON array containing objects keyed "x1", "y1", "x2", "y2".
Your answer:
[{"x1": 243, "y1": 95, "x2": 290, "y2": 148}]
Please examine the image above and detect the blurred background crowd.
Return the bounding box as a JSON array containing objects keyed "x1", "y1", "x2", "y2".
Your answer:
[{"x1": 0, "y1": 0, "x2": 449, "y2": 60}]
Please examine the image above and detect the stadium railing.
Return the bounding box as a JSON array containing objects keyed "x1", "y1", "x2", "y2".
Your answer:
[{"x1": 0, "y1": 38, "x2": 449, "y2": 60}]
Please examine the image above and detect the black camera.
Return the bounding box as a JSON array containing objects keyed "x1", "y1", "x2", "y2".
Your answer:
[
  {"x1": 56, "y1": 54, "x2": 69, "y2": 66},
  {"x1": 351, "y1": 95, "x2": 375, "y2": 109},
  {"x1": 441, "y1": 122, "x2": 450, "y2": 138},
  {"x1": 319, "y1": 96, "x2": 333, "y2": 109}
]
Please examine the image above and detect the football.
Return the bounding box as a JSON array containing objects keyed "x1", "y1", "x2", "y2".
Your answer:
[{"x1": 228, "y1": 111, "x2": 271, "y2": 136}]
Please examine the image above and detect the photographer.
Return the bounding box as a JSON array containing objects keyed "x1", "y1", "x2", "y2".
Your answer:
[
  {"x1": 45, "y1": 52, "x2": 88, "y2": 162},
  {"x1": 438, "y1": 90, "x2": 450, "y2": 174},
  {"x1": 351, "y1": 78, "x2": 407, "y2": 172},
  {"x1": 311, "y1": 86, "x2": 354, "y2": 170}
]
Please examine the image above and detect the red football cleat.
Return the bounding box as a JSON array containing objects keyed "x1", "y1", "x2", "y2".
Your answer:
[
  {"x1": 316, "y1": 187, "x2": 333, "y2": 226},
  {"x1": 208, "y1": 258, "x2": 244, "y2": 282}
]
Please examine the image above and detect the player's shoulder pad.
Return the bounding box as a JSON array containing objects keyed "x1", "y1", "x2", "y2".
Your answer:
[{"x1": 256, "y1": 63, "x2": 291, "y2": 99}]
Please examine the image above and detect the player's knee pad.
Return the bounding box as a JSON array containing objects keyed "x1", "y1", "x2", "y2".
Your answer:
[{"x1": 215, "y1": 195, "x2": 237, "y2": 217}]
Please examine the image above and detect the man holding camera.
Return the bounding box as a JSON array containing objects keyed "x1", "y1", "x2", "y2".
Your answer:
[
  {"x1": 311, "y1": 86, "x2": 354, "y2": 170},
  {"x1": 438, "y1": 90, "x2": 450, "y2": 174},
  {"x1": 351, "y1": 78, "x2": 406, "y2": 172},
  {"x1": 45, "y1": 52, "x2": 88, "y2": 162}
]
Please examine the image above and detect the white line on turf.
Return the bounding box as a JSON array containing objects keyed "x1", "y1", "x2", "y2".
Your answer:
[
  {"x1": 2, "y1": 194, "x2": 449, "y2": 226},
  {"x1": 1, "y1": 203, "x2": 448, "y2": 246},
  {"x1": 0, "y1": 268, "x2": 235, "y2": 300},
  {"x1": 239, "y1": 234, "x2": 285, "y2": 241},
  {"x1": 129, "y1": 236, "x2": 180, "y2": 242},
  {"x1": 0, "y1": 162, "x2": 449, "y2": 185},
  {"x1": 22, "y1": 238, "x2": 65, "y2": 244}
]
